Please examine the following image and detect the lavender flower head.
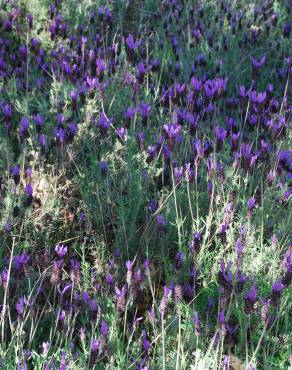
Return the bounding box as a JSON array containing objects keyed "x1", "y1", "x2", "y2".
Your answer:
[
  {"x1": 189, "y1": 231, "x2": 202, "y2": 255},
  {"x1": 125, "y1": 34, "x2": 141, "y2": 50},
  {"x1": 11, "y1": 164, "x2": 20, "y2": 185},
  {"x1": 159, "y1": 286, "x2": 172, "y2": 316},
  {"x1": 99, "y1": 160, "x2": 108, "y2": 176},
  {"x1": 25, "y1": 184, "x2": 33, "y2": 197},
  {"x1": 91, "y1": 338, "x2": 100, "y2": 353},
  {"x1": 99, "y1": 112, "x2": 112, "y2": 132},
  {"x1": 19, "y1": 117, "x2": 30, "y2": 139},
  {"x1": 251, "y1": 55, "x2": 266, "y2": 69},
  {"x1": 163, "y1": 123, "x2": 182, "y2": 142},
  {"x1": 101, "y1": 320, "x2": 108, "y2": 337},
  {"x1": 156, "y1": 214, "x2": 166, "y2": 229},
  {"x1": 245, "y1": 285, "x2": 257, "y2": 313},
  {"x1": 247, "y1": 197, "x2": 256, "y2": 218},
  {"x1": 115, "y1": 285, "x2": 127, "y2": 312},
  {"x1": 55, "y1": 244, "x2": 68, "y2": 258},
  {"x1": 215, "y1": 126, "x2": 227, "y2": 151},
  {"x1": 174, "y1": 251, "x2": 184, "y2": 271},
  {"x1": 16, "y1": 297, "x2": 26, "y2": 319},
  {"x1": 2, "y1": 103, "x2": 12, "y2": 119},
  {"x1": 139, "y1": 103, "x2": 151, "y2": 126},
  {"x1": 271, "y1": 278, "x2": 283, "y2": 306}
]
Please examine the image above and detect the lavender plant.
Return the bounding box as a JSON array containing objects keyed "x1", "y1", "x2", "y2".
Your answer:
[{"x1": 0, "y1": 0, "x2": 291, "y2": 369}]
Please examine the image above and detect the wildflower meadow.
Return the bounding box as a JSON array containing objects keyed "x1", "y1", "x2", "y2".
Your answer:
[{"x1": 0, "y1": 0, "x2": 291, "y2": 369}]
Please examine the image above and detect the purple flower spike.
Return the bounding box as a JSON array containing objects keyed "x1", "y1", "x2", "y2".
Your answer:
[
  {"x1": 125, "y1": 107, "x2": 135, "y2": 127},
  {"x1": 156, "y1": 214, "x2": 166, "y2": 229},
  {"x1": 247, "y1": 197, "x2": 256, "y2": 218},
  {"x1": 79, "y1": 212, "x2": 86, "y2": 224},
  {"x1": 68, "y1": 122, "x2": 77, "y2": 140},
  {"x1": 245, "y1": 285, "x2": 257, "y2": 313},
  {"x1": 236, "y1": 239, "x2": 244, "y2": 254},
  {"x1": 142, "y1": 329, "x2": 150, "y2": 356},
  {"x1": 2, "y1": 103, "x2": 12, "y2": 119},
  {"x1": 215, "y1": 126, "x2": 227, "y2": 151},
  {"x1": 137, "y1": 62, "x2": 147, "y2": 82},
  {"x1": 42, "y1": 342, "x2": 50, "y2": 357},
  {"x1": 126, "y1": 260, "x2": 133, "y2": 271},
  {"x1": 99, "y1": 160, "x2": 108, "y2": 176},
  {"x1": 222, "y1": 355, "x2": 230, "y2": 370},
  {"x1": 11, "y1": 164, "x2": 20, "y2": 185},
  {"x1": 89, "y1": 338, "x2": 100, "y2": 367},
  {"x1": 173, "y1": 166, "x2": 183, "y2": 184},
  {"x1": 25, "y1": 184, "x2": 33, "y2": 197},
  {"x1": 3, "y1": 223, "x2": 12, "y2": 235},
  {"x1": 174, "y1": 251, "x2": 185, "y2": 271},
  {"x1": 239, "y1": 85, "x2": 249, "y2": 98},
  {"x1": 159, "y1": 286, "x2": 172, "y2": 316},
  {"x1": 115, "y1": 285, "x2": 127, "y2": 312},
  {"x1": 16, "y1": 297, "x2": 26, "y2": 319},
  {"x1": 99, "y1": 112, "x2": 111, "y2": 132},
  {"x1": 163, "y1": 123, "x2": 182, "y2": 141},
  {"x1": 19, "y1": 45, "x2": 28, "y2": 58},
  {"x1": 33, "y1": 114, "x2": 45, "y2": 133},
  {"x1": 125, "y1": 107, "x2": 135, "y2": 120},
  {"x1": 1, "y1": 268, "x2": 8, "y2": 286},
  {"x1": 31, "y1": 37, "x2": 40, "y2": 51},
  {"x1": 125, "y1": 34, "x2": 141, "y2": 50},
  {"x1": 55, "y1": 127, "x2": 66, "y2": 145},
  {"x1": 55, "y1": 244, "x2": 68, "y2": 258},
  {"x1": 236, "y1": 239, "x2": 244, "y2": 268},
  {"x1": 282, "y1": 248, "x2": 292, "y2": 286},
  {"x1": 148, "y1": 200, "x2": 158, "y2": 214},
  {"x1": 101, "y1": 320, "x2": 108, "y2": 337},
  {"x1": 271, "y1": 278, "x2": 283, "y2": 306},
  {"x1": 17, "y1": 361, "x2": 27, "y2": 370},
  {"x1": 91, "y1": 338, "x2": 100, "y2": 353},
  {"x1": 257, "y1": 91, "x2": 267, "y2": 104},
  {"x1": 117, "y1": 127, "x2": 127, "y2": 141},
  {"x1": 251, "y1": 55, "x2": 266, "y2": 78},
  {"x1": 86, "y1": 77, "x2": 97, "y2": 98},
  {"x1": 251, "y1": 55, "x2": 266, "y2": 69},
  {"x1": 106, "y1": 273, "x2": 114, "y2": 286},
  {"x1": 19, "y1": 117, "x2": 30, "y2": 139},
  {"x1": 189, "y1": 231, "x2": 202, "y2": 255},
  {"x1": 144, "y1": 258, "x2": 151, "y2": 274},
  {"x1": 25, "y1": 168, "x2": 34, "y2": 183},
  {"x1": 139, "y1": 103, "x2": 151, "y2": 126},
  {"x1": 39, "y1": 134, "x2": 47, "y2": 147},
  {"x1": 70, "y1": 258, "x2": 80, "y2": 270},
  {"x1": 283, "y1": 22, "x2": 291, "y2": 38},
  {"x1": 96, "y1": 58, "x2": 106, "y2": 80},
  {"x1": 191, "y1": 77, "x2": 202, "y2": 92},
  {"x1": 69, "y1": 91, "x2": 78, "y2": 111}
]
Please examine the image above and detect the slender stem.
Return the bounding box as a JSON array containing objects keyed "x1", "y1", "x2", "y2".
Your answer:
[
  {"x1": 162, "y1": 314, "x2": 166, "y2": 370},
  {"x1": 194, "y1": 335, "x2": 199, "y2": 370},
  {"x1": 187, "y1": 180, "x2": 194, "y2": 224},
  {"x1": 171, "y1": 163, "x2": 182, "y2": 248},
  {"x1": 175, "y1": 309, "x2": 181, "y2": 370},
  {"x1": 195, "y1": 163, "x2": 199, "y2": 228},
  {"x1": 1, "y1": 237, "x2": 15, "y2": 343}
]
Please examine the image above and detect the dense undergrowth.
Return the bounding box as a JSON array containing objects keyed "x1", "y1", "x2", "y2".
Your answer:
[{"x1": 0, "y1": 0, "x2": 291, "y2": 369}]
